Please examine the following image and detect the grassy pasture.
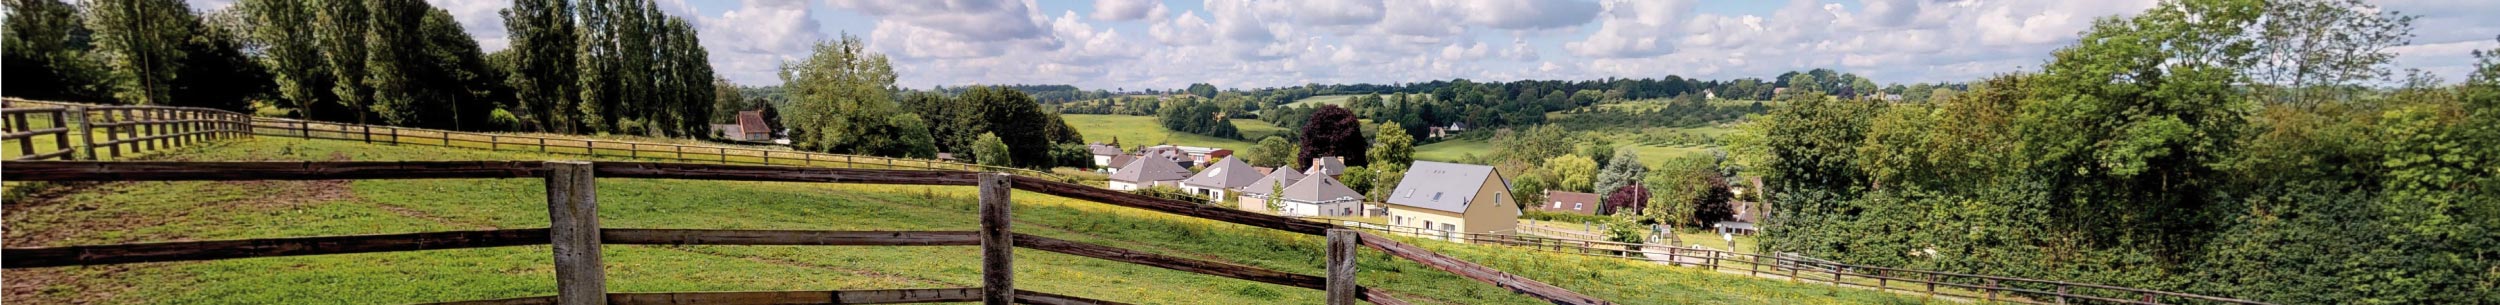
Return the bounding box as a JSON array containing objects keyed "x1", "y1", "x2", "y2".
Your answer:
[
  {"x1": 1, "y1": 137, "x2": 1933, "y2": 305},
  {"x1": 1283, "y1": 94, "x2": 1359, "y2": 108}
]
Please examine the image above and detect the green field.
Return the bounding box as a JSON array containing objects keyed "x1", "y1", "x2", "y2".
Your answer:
[
  {"x1": 1063, "y1": 114, "x2": 1374, "y2": 154},
  {"x1": 1283, "y1": 94, "x2": 1358, "y2": 108},
  {"x1": 2, "y1": 137, "x2": 1933, "y2": 304},
  {"x1": 1412, "y1": 127, "x2": 1733, "y2": 168}
]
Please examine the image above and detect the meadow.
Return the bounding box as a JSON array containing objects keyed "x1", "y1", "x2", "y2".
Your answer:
[
  {"x1": 1411, "y1": 126, "x2": 1735, "y2": 168},
  {"x1": 1283, "y1": 94, "x2": 1358, "y2": 108},
  {"x1": 0, "y1": 136, "x2": 1935, "y2": 304}
]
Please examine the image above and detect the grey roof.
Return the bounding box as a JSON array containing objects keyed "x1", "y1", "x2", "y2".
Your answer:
[
  {"x1": 1108, "y1": 156, "x2": 1194, "y2": 183},
  {"x1": 1385, "y1": 161, "x2": 1506, "y2": 214},
  {"x1": 1238, "y1": 167, "x2": 1307, "y2": 196},
  {"x1": 1281, "y1": 174, "x2": 1363, "y2": 203},
  {"x1": 1089, "y1": 144, "x2": 1125, "y2": 156},
  {"x1": 1181, "y1": 157, "x2": 1262, "y2": 188},
  {"x1": 1306, "y1": 157, "x2": 1346, "y2": 176}
]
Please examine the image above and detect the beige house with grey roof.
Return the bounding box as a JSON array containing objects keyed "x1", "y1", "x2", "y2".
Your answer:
[
  {"x1": 1233, "y1": 165, "x2": 1308, "y2": 213},
  {"x1": 1382, "y1": 161, "x2": 1518, "y2": 241},
  {"x1": 1180, "y1": 157, "x2": 1261, "y2": 201}
]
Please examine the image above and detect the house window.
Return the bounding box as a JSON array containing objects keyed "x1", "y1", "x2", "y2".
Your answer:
[
  {"x1": 1552, "y1": 201, "x2": 1562, "y2": 208},
  {"x1": 1573, "y1": 203, "x2": 1582, "y2": 210},
  {"x1": 1442, "y1": 224, "x2": 1455, "y2": 232},
  {"x1": 1424, "y1": 220, "x2": 1434, "y2": 229}
]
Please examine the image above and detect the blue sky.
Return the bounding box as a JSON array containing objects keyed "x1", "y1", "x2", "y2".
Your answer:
[{"x1": 186, "y1": 0, "x2": 2500, "y2": 90}]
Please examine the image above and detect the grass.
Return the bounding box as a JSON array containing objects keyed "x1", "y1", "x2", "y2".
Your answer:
[
  {"x1": 1284, "y1": 95, "x2": 1359, "y2": 108},
  {"x1": 2, "y1": 136, "x2": 1939, "y2": 305},
  {"x1": 1411, "y1": 128, "x2": 1729, "y2": 168},
  {"x1": 1061, "y1": 114, "x2": 1302, "y2": 152}
]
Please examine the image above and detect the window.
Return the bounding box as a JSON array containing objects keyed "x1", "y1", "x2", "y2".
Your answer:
[
  {"x1": 1573, "y1": 203, "x2": 1582, "y2": 210},
  {"x1": 1442, "y1": 224, "x2": 1455, "y2": 232},
  {"x1": 1552, "y1": 201, "x2": 1562, "y2": 208},
  {"x1": 1425, "y1": 220, "x2": 1434, "y2": 229}
]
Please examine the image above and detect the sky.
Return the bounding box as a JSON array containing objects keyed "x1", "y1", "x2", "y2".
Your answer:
[{"x1": 184, "y1": 0, "x2": 2500, "y2": 91}]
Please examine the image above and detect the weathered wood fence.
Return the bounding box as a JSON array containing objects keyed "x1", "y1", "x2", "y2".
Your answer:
[
  {"x1": 0, "y1": 98, "x2": 1066, "y2": 181},
  {"x1": 2, "y1": 161, "x2": 1614, "y2": 305},
  {"x1": 0, "y1": 100, "x2": 250, "y2": 160},
  {"x1": 1314, "y1": 219, "x2": 2271, "y2": 305}
]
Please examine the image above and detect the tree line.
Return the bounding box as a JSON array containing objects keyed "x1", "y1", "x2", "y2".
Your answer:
[
  {"x1": 2, "y1": 0, "x2": 718, "y2": 136},
  {"x1": 1728, "y1": 0, "x2": 2496, "y2": 302}
]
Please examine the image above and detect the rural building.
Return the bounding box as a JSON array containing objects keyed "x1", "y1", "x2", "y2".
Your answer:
[
  {"x1": 1716, "y1": 201, "x2": 1759, "y2": 235},
  {"x1": 1233, "y1": 167, "x2": 1308, "y2": 213},
  {"x1": 722, "y1": 110, "x2": 772, "y2": 141},
  {"x1": 1088, "y1": 143, "x2": 1125, "y2": 168},
  {"x1": 1103, "y1": 154, "x2": 1138, "y2": 174},
  {"x1": 1139, "y1": 145, "x2": 1230, "y2": 167},
  {"x1": 1382, "y1": 161, "x2": 1518, "y2": 239},
  {"x1": 1107, "y1": 156, "x2": 1194, "y2": 191},
  {"x1": 1538, "y1": 190, "x2": 1599, "y2": 215},
  {"x1": 1180, "y1": 157, "x2": 1261, "y2": 200},
  {"x1": 1271, "y1": 173, "x2": 1364, "y2": 217}
]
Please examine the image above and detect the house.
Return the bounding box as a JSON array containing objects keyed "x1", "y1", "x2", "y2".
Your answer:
[
  {"x1": 709, "y1": 124, "x2": 744, "y2": 140},
  {"x1": 1233, "y1": 167, "x2": 1308, "y2": 213},
  {"x1": 724, "y1": 110, "x2": 772, "y2": 141},
  {"x1": 1271, "y1": 172, "x2": 1364, "y2": 217},
  {"x1": 1716, "y1": 201, "x2": 1759, "y2": 235},
  {"x1": 1088, "y1": 143, "x2": 1125, "y2": 168},
  {"x1": 1427, "y1": 122, "x2": 1470, "y2": 139},
  {"x1": 1103, "y1": 154, "x2": 1138, "y2": 175},
  {"x1": 1304, "y1": 156, "x2": 1346, "y2": 177},
  {"x1": 1381, "y1": 161, "x2": 1518, "y2": 240},
  {"x1": 1537, "y1": 190, "x2": 1600, "y2": 215},
  {"x1": 1179, "y1": 157, "x2": 1261, "y2": 200},
  {"x1": 1106, "y1": 156, "x2": 1194, "y2": 191}
]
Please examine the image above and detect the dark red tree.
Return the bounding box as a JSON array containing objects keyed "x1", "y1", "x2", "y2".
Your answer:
[
  {"x1": 1601, "y1": 184, "x2": 1648, "y2": 216},
  {"x1": 1297, "y1": 105, "x2": 1369, "y2": 167}
]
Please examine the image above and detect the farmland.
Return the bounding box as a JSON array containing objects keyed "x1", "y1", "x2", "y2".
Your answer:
[
  {"x1": 1283, "y1": 94, "x2": 1359, "y2": 108},
  {"x1": 1412, "y1": 126, "x2": 1737, "y2": 168},
  {"x1": 0, "y1": 136, "x2": 1933, "y2": 304}
]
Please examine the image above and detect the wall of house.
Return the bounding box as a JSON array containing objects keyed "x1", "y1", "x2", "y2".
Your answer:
[
  {"x1": 1382, "y1": 174, "x2": 1518, "y2": 235},
  {"x1": 1109, "y1": 181, "x2": 1140, "y2": 191},
  {"x1": 1237, "y1": 196, "x2": 1271, "y2": 213},
  {"x1": 1279, "y1": 199, "x2": 1359, "y2": 217},
  {"x1": 1092, "y1": 155, "x2": 1111, "y2": 167}
]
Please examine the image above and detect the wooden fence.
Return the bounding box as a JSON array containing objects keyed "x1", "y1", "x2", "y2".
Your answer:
[
  {"x1": 2, "y1": 161, "x2": 1615, "y2": 305},
  {"x1": 0, "y1": 98, "x2": 1067, "y2": 181},
  {"x1": 0, "y1": 100, "x2": 250, "y2": 161},
  {"x1": 1312, "y1": 219, "x2": 2271, "y2": 305}
]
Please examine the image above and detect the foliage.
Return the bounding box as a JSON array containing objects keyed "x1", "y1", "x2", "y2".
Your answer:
[
  {"x1": 1591, "y1": 148, "x2": 1647, "y2": 199},
  {"x1": 1154, "y1": 97, "x2": 1243, "y2": 140},
  {"x1": 779, "y1": 34, "x2": 915, "y2": 157},
  {"x1": 500, "y1": 0, "x2": 575, "y2": 132},
  {"x1": 1367, "y1": 121, "x2": 1415, "y2": 168},
  {"x1": 1128, "y1": 185, "x2": 1207, "y2": 206},
  {"x1": 1247, "y1": 136, "x2": 1295, "y2": 168},
  {"x1": 1542, "y1": 154, "x2": 1597, "y2": 193},
  {"x1": 1295, "y1": 105, "x2": 1368, "y2": 167},
  {"x1": 972, "y1": 133, "x2": 1010, "y2": 167},
  {"x1": 1645, "y1": 154, "x2": 1733, "y2": 227},
  {"x1": 1485, "y1": 125, "x2": 1575, "y2": 166},
  {"x1": 1742, "y1": 2, "x2": 2499, "y2": 303},
  {"x1": 3, "y1": 0, "x2": 114, "y2": 102},
  {"x1": 1600, "y1": 184, "x2": 1648, "y2": 216},
  {"x1": 1340, "y1": 166, "x2": 1373, "y2": 196},
  {"x1": 1509, "y1": 173, "x2": 1547, "y2": 210}
]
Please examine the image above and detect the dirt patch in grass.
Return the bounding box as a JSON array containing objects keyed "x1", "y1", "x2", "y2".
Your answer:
[{"x1": 2, "y1": 265, "x2": 158, "y2": 305}]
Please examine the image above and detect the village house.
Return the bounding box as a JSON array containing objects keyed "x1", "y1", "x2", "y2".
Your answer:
[
  {"x1": 1381, "y1": 161, "x2": 1518, "y2": 240},
  {"x1": 1179, "y1": 157, "x2": 1261, "y2": 200},
  {"x1": 1106, "y1": 156, "x2": 1193, "y2": 191},
  {"x1": 1102, "y1": 154, "x2": 1138, "y2": 175},
  {"x1": 1139, "y1": 145, "x2": 1232, "y2": 167},
  {"x1": 710, "y1": 110, "x2": 773, "y2": 142},
  {"x1": 1537, "y1": 190, "x2": 1600, "y2": 215},
  {"x1": 1305, "y1": 156, "x2": 1346, "y2": 177},
  {"x1": 1088, "y1": 143, "x2": 1124, "y2": 168},
  {"x1": 1269, "y1": 167, "x2": 1364, "y2": 217},
  {"x1": 1233, "y1": 165, "x2": 1308, "y2": 213}
]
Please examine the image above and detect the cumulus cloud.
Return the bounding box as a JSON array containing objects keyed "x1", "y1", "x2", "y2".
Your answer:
[
  {"x1": 1091, "y1": 0, "x2": 1160, "y2": 21},
  {"x1": 1452, "y1": 0, "x2": 1601, "y2": 29},
  {"x1": 1566, "y1": 0, "x2": 1696, "y2": 58}
]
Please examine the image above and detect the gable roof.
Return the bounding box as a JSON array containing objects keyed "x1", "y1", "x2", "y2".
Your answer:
[
  {"x1": 1280, "y1": 174, "x2": 1363, "y2": 203},
  {"x1": 1384, "y1": 161, "x2": 1505, "y2": 214},
  {"x1": 1181, "y1": 157, "x2": 1262, "y2": 188},
  {"x1": 1088, "y1": 144, "x2": 1124, "y2": 156},
  {"x1": 1545, "y1": 190, "x2": 1599, "y2": 206},
  {"x1": 736, "y1": 111, "x2": 768, "y2": 134},
  {"x1": 1107, "y1": 154, "x2": 1138, "y2": 169},
  {"x1": 1238, "y1": 167, "x2": 1308, "y2": 196},
  {"x1": 1108, "y1": 156, "x2": 1193, "y2": 183}
]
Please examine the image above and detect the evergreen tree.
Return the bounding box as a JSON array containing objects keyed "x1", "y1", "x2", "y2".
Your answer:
[{"x1": 3, "y1": 0, "x2": 114, "y2": 102}]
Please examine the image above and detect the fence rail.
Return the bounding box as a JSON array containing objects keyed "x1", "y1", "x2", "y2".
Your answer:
[
  {"x1": 1, "y1": 100, "x2": 250, "y2": 161},
  {"x1": 1315, "y1": 218, "x2": 2269, "y2": 305},
  {"x1": 2, "y1": 161, "x2": 1599, "y2": 305}
]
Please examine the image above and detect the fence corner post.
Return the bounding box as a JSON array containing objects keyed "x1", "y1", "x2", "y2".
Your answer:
[
  {"x1": 1326, "y1": 228, "x2": 1359, "y2": 305},
  {"x1": 67, "y1": 107, "x2": 94, "y2": 160},
  {"x1": 545, "y1": 161, "x2": 605, "y2": 305},
  {"x1": 978, "y1": 172, "x2": 1014, "y2": 305}
]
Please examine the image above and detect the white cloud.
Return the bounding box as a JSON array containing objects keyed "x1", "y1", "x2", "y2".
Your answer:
[
  {"x1": 1566, "y1": 0, "x2": 1696, "y2": 58},
  {"x1": 1091, "y1": 0, "x2": 1160, "y2": 21},
  {"x1": 424, "y1": 0, "x2": 512, "y2": 51},
  {"x1": 1451, "y1": 0, "x2": 1601, "y2": 29}
]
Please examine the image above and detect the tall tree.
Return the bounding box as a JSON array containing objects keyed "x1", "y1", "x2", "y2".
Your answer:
[
  {"x1": 1297, "y1": 104, "x2": 1368, "y2": 168},
  {"x1": 240, "y1": 0, "x2": 333, "y2": 117},
  {"x1": 1593, "y1": 148, "x2": 1647, "y2": 196},
  {"x1": 781, "y1": 34, "x2": 924, "y2": 157},
  {"x1": 312, "y1": 0, "x2": 371, "y2": 122},
  {"x1": 86, "y1": 0, "x2": 192, "y2": 105},
  {"x1": 3, "y1": 0, "x2": 113, "y2": 102},
  {"x1": 502, "y1": 0, "x2": 576, "y2": 132}
]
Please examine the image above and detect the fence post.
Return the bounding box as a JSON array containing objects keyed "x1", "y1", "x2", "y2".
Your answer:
[
  {"x1": 978, "y1": 172, "x2": 1014, "y2": 305},
  {"x1": 389, "y1": 126, "x2": 399, "y2": 145},
  {"x1": 1925, "y1": 273, "x2": 1936, "y2": 298},
  {"x1": 70, "y1": 107, "x2": 94, "y2": 160},
  {"x1": 1985, "y1": 279, "x2": 1999, "y2": 302},
  {"x1": 545, "y1": 161, "x2": 605, "y2": 305},
  {"x1": 105, "y1": 109, "x2": 123, "y2": 158},
  {"x1": 10, "y1": 112, "x2": 34, "y2": 157},
  {"x1": 2057, "y1": 284, "x2": 2069, "y2": 304},
  {"x1": 1326, "y1": 229, "x2": 1358, "y2": 305}
]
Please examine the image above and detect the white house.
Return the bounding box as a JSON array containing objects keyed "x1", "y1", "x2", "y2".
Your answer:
[
  {"x1": 1106, "y1": 156, "x2": 1193, "y2": 191},
  {"x1": 1272, "y1": 173, "x2": 1364, "y2": 217},
  {"x1": 1179, "y1": 157, "x2": 1261, "y2": 201},
  {"x1": 1088, "y1": 143, "x2": 1125, "y2": 168},
  {"x1": 1234, "y1": 166, "x2": 1308, "y2": 213}
]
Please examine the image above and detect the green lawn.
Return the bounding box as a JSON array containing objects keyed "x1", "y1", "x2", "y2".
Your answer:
[
  {"x1": 1411, "y1": 128, "x2": 1728, "y2": 168},
  {"x1": 2, "y1": 137, "x2": 1935, "y2": 305},
  {"x1": 1283, "y1": 94, "x2": 1358, "y2": 108}
]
